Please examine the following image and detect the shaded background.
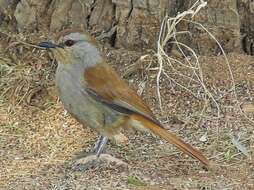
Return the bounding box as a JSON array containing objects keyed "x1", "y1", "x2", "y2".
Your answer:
[{"x1": 1, "y1": 0, "x2": 254, "y2": 54}]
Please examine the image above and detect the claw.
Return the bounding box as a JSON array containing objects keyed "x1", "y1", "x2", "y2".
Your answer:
[{"x1": 73, "y1": 136, "x2": 108, "y2": 160}]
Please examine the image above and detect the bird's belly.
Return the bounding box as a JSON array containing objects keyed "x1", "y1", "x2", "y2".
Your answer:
[{"x1": 55, "y1": 70, "x2": 119, "y2": 133}]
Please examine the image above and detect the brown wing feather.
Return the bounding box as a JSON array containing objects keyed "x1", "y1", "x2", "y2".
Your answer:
[{"x1": 84, "y1": 63, "x2": 153, "y2": 117}]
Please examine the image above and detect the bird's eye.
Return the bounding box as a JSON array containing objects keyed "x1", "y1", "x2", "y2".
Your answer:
[{"x1": 64, "y1": 39, "x2": 75, "y2": 47}]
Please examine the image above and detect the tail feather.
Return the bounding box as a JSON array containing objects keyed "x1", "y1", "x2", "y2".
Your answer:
[{"x1": 130, "y1": 114, "x2": 209, "y2": 166}]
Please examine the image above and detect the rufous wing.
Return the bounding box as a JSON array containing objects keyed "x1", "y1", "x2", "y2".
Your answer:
[{"x1": 84, "y1": 62, "x2": 156, "y2": 120}]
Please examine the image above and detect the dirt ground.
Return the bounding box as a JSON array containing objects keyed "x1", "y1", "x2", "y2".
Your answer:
[{"x1": 0, "y1": 33, "x2": 253, "y2": 190}]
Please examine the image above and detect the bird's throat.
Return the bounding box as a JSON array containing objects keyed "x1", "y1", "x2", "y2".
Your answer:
[{"x1": 53, "y1": 48, "x2": 74, "y2": 65}]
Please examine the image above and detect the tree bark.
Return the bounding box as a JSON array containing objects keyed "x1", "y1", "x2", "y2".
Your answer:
[{"x1": 0, "y1": 0, "x2": 253, "y2": 55}]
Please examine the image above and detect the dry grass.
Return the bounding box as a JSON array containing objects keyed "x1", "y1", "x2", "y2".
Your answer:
[
  {"x1": 156, "y1": 0, "x2": 210, "y2": 111},
  {"x1": 0, "y1": 30, "x2": 54, "y2": 107}
]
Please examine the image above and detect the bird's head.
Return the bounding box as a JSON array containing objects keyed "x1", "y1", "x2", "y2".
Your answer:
[{"x1": 38, "y1": 29, "x2": 100, "y2": 66}]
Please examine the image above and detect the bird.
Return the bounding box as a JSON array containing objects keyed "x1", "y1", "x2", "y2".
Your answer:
[{"x1": 38, "y1": 29, "x2": 209, "y2": 168}]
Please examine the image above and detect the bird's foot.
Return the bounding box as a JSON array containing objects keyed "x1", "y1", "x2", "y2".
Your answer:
[
  {"x1": 73, "y1": 149, "x2": 98, "y2": 160},
  {"x1": 73, "y1": 136, "x2": 108, "y2": 160},
  {"x1": 71, "y1": 153, "x2": 128, "y2": 171}
]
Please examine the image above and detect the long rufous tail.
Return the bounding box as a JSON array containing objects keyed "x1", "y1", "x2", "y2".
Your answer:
[{"x1": 130, "y1": 114, "x2": 209, "y2": 166}]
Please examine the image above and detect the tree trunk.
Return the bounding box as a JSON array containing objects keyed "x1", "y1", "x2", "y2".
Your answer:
[{"x1": 0, "y1": 0, "x2": 253, "y2": 55}]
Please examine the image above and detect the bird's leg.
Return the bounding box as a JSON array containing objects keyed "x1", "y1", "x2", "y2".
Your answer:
[
  {"x1": 94, "y1": 136, "x2": 108, "y2": 157},
  {"x1": 71, "y1": 135, "x2": 126, "y2": 171},
  {"x1": 91, "y1": 135, "x2": 104, "y2": 153},
  {"x1": 71, "y1": 135, "x2": 127, "y2": 171},
  {"x1": 71, "y1": 117, "x2": 128, "y2": 171},
  {"x1": 73, "y1": 135, "x2": 107, "y2": 160}
]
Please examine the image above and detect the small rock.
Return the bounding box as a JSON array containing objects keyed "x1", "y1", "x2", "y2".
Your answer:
[
  {"x1": 199, "y1": 133, "x2": 208, "y2": 142},
  {"x1": 241, "y1": 102, "x2": 254, "y2": 113}
]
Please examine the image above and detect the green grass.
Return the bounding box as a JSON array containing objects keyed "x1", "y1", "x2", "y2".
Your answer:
[{"x1": 127, "y1": 176, "x2": 147, "y2": 187}]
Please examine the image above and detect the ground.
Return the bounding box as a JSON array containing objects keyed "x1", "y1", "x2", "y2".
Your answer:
[{"x1": 0, "y1": 32, "x2": 253, "y2": 190}]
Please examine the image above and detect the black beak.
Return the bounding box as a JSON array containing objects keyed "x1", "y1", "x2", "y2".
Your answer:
[{"x1": 38, "y1": 41, "x2": 64, "y2": 49}]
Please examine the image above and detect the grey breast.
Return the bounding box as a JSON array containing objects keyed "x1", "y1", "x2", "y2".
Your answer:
[{"x1": 55, "y1": 62, "x2": 120, "y2": 131}]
